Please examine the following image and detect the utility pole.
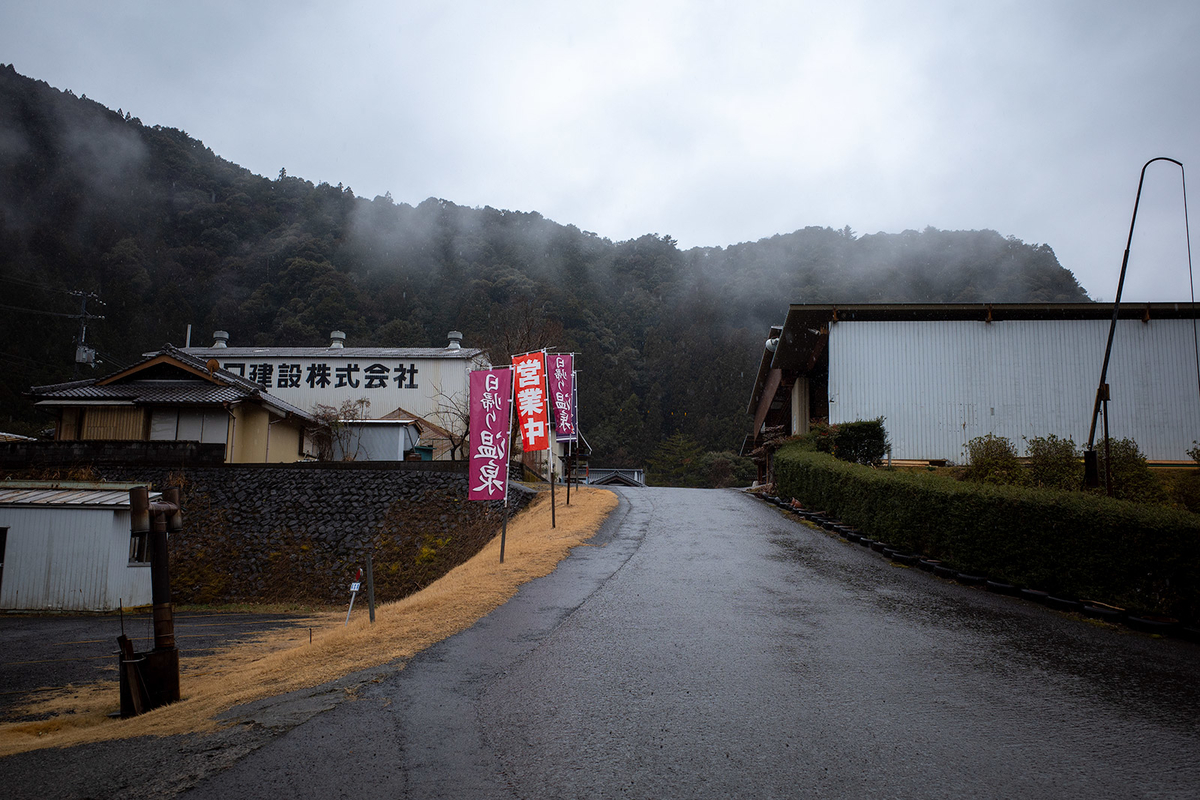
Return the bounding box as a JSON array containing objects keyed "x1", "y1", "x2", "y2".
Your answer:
[{"x1": 69, "y1": 290, "x2": 105, "y2": 378}]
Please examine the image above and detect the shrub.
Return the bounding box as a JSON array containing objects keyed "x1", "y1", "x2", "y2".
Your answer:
[
  {"x1": 832, "y1": 418, "x2": 890, "y2": 466},
  {"x1": 1097, "y1": 437, "x2": 1164, "y2": 503},
  {"x1": 1026, "y1": 434, "x2": 1081, "y2": 490},
  {"x1": 962, "y1": 434, "x2": 1023, "y2": 484},
  {"x1": 802, "y1": 421, "x2": 837, "y2": 453},
  {"x1": 702, "y1": 450, "x2": 757, "y2": 488}
]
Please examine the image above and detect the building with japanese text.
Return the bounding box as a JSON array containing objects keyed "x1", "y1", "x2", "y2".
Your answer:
[{"x1": 180, "y1": 330, "x2": 489, "y2": 460}]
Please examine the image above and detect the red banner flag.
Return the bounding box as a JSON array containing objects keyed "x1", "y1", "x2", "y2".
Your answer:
[
  {"x1": 512, "y1": 351, "x2": 550, "y2": 452},
  {"x1": 468, "y1": 368, "x2": 512, "y2": 501}
]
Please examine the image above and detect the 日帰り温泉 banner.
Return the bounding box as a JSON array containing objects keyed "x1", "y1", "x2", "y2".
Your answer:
[
  {"x1": 547, "y1": 353, "x2": 576, "y2": 442},
  {"x1": 468, "y1": 367, "x2": 512, "y2": 501}
]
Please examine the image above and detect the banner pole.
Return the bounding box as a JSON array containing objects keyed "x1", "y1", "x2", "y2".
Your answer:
[
  {"x1": 500, "y1": 366, "x2": 514, "y2": 564},
  {"x1": 547, "y1": 351, "x2": 556, "y2": 529}
]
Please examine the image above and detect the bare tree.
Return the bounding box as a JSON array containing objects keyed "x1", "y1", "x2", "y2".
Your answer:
[
  {"x1": 430, "y1": 388, "x2": 471, "y2": 461},
  {"x1": 310, "y1": 398, "x2": 370, "y2": 461}
]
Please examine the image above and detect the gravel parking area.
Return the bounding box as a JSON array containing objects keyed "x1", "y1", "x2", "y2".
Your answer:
[{"x1": 0, "y1": 611, "x2": 317, "y2": 721}]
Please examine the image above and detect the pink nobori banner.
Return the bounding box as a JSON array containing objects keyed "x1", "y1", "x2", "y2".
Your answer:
[
  {"x1": 547, "y1": 353, "x2": 576, "y2": 442},
  {"x1": 468, "y1": 368, "x2": 512, "y2": 501},
  {"x1": 512, "y1": 351, "x2": 550, "y2": 452}
]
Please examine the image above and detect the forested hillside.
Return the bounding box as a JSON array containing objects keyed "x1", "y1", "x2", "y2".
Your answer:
[{"x1": 0, "y1": 65, "x2": 1090, "y2": 464}]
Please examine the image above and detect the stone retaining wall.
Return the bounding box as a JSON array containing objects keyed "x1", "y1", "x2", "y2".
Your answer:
[{"x1": 83, "y1": 462, "x2": 534, "y2": 605}]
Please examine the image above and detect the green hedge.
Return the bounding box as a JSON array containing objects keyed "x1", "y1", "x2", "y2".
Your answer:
[{"x1": 774, "y1": 443, "x2": 1200, "y2": 620}]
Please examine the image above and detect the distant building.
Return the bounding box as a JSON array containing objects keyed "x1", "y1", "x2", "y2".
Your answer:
[
  {"x1": 749, "y1": 303, "x2": 1200, "y2": 464},
  {"x1": 28, "y1": 346, "x2": 315, "y2": 463},
  {"x1": 585, "y1": 468, "x2": 645, "y2": 487},
  {"x1": 180, "y1": 330, "x2": 489, "y2": 460}
]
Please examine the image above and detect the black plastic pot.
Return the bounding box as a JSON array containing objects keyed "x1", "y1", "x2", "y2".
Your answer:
[
  {"x1": 1045, "y1": 596, "x2": 1084, "y2": 613},
  {"x1": 1082, "y1": 603, "x2": 1124, "y2": 622},
  {"x1": 1178, "y1": 625, "x2": 1200, "y2": 644},
  {"x1": 1125, "y1": 614, "x2": 1179, "y2": 634}
]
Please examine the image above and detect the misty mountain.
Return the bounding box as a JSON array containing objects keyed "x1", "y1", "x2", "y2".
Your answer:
[{"x1": 0, "y1": 65, "x2": 1089, "y2": 462}]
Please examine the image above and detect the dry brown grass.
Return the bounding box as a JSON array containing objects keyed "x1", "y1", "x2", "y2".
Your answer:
[{"x1": 0, "y1": 487, "x2": 617, "y2": 757}]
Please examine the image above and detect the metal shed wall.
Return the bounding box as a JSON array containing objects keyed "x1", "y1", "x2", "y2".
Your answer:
[
  {"x1": 0, "y1": 506, "x2": 151, "y2": 611},
  {"x1": 827, "y1": 318, "x2": 1200, "y2": 462},
  {"x1": 333, "y1": 423, "x2": 420, "y2": 461}
]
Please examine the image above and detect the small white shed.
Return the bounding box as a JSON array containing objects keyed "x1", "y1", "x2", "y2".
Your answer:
[
  {"x1": 332, "y1": 419, "x2": 423, "y2": 461},
  {"x1": 0, "y1": 482, "x2": 158, "y2": 612}
]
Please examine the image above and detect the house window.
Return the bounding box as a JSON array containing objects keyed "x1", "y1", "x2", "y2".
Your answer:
[{"x1": 129, "y1": 527, "x2": 149, "y2": 563}]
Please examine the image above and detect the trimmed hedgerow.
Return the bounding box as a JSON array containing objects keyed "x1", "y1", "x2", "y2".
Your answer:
[{"x1": 774, "y1": 443, "x2": 1200, "y2": 620}]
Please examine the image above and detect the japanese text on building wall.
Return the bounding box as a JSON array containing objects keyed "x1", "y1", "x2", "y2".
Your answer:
[{"x1": 222, "y1": 361, "x2": 420, "y2": 390}]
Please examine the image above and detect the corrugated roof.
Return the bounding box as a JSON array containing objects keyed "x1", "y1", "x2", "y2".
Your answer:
[{"x1": 0, "y1": 482, "x2": 160, "y2": 508}]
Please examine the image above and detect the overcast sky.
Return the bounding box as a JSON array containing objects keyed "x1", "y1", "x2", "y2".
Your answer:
[{"x1": 3, "y1": 0, "x2": 1198, "y2": 301}]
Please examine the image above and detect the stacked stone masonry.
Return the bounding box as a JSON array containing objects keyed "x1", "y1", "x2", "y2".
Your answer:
[{"x1": 86, "y1": 462, "x2": 537, "y2": 605}]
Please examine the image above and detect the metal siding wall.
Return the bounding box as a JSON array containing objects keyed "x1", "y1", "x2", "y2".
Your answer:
[
  {"x1": 828, "y1": 319, "x2": 1200, "y2": 462},
  {"x1": 355, "y1": 426, "x2": 404, "y2": 460},
  {"x1": 108, "y1": 511, "x2": 152, "y2": 608},
  {"x1": 82, "y1": 407, "x2": 146, "y2": 440},
  {"x1": 0, "y1": 508, "x2": 46, "y2": 608},
  {"x1": 0, "y1": 508, "x2": 115, "y2": 611}
]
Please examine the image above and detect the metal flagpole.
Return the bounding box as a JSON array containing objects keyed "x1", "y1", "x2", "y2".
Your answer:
[
  {"x1": 1084, "y1": 157, "x2": 1185, "y2": 492},
  {"x1": 501, "y1": 365, "x2": 515, "y2": 563},
  {"x1": 545, "y1": 350, "x2": 556, "y2": 529}
]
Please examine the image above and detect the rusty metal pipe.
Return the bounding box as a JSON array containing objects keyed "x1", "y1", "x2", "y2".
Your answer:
[
  {"x1": 149, "y1": 510, "x2": 175, "y2": 650},
  {"x1": 164, "y1": 486, "x2": 183, "y2": 532},
  {"x1": 130, "y1": 486, "x2": 150, "y2": 534}
]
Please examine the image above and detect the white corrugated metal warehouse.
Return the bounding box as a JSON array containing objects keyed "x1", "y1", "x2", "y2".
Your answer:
[
  {"x1": 0, "y1": 482, "x2": 157, "y2": 612},
  {"x1": 748, "y1": 303, "x2": 1200, "y2": 463}
]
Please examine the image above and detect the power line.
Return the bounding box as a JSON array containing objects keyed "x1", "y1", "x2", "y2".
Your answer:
[
  {"x1": 0, "y1": 302, "x2": 83, "y2": 319},
  {"x1": 0, "y1": 274, "x2": 78, "y2": 295}
]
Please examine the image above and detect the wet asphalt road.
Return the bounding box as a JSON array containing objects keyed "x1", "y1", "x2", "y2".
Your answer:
[{"x1": 182, "y1": 487, "x2": 1200, "y2": 799}]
